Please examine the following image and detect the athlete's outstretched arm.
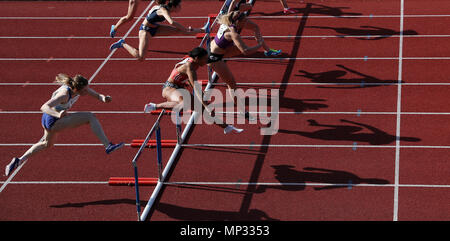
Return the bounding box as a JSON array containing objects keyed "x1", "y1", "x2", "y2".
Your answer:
[{"x1": 87, "y1": 87, "x2": 112, "y2": 103}]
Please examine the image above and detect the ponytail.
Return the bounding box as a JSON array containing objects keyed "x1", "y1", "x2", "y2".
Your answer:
[
  {"x1": 55, "y1": 73, "x2": 72, "y2": 86},
  {"x1": 54, "y1": 73, "x2": 88, "y2": 90},
  {"x1": 218, "y1": 11, "x2": 240, "y2": 26}
]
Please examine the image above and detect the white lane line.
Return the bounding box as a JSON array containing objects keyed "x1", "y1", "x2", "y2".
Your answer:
[
  {"x1": 2, "y1": 34, "x2": 450, "y2": 39},
  {"x1": 2, "y1": 181, "x2": 449, "y2": 188},
  {"x1": 2, "y1": 82, "x2": 450, "y2": 86},
  {"x1": 1, "y1": 111, "x2": 450, "y2": 115},
  {"x1": 164, "y1": 182, "x2": 450, "y2": 188},
  {"x1": 3, "y1": 57, "x2": 450, "y2": 61},
  {"x1": 1, "y1": 181, "x2": 108, "y2": 185},
  {"x1": 2, "y1": 14, "x2": 450, "y2": 20},
  {"x1": 1, "y1": 143, "x2": 448, "y2": 149}
]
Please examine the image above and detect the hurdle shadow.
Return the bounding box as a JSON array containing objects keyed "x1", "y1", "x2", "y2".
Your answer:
[
  {"x1": 296, "y1": 64, "x2": 400, "y2": 88},
  {"x1": 255, "y1": 165, "x2": 389, "y2": 193},
  {"x1": 307, "y1": 25, "x2": 418, "y2": 40},
  {"x1": 155, "y1": 202, "x2": 279, "y2": 221},
  {"x1": 278, "y1": 119, "x2": 421, "y2": 145}
]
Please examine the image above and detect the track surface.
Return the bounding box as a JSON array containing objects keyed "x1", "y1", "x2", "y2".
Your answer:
[{"x1": 0, "y1": 0, "x2": 449, "y2": 221}]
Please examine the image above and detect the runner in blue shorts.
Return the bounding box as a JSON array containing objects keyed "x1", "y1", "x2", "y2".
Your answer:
[{"x1": 5, "y1": 74, "x2": 124, "y2": 177}]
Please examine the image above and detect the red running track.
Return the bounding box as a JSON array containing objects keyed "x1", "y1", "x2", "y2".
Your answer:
[{"x1": 0, "y1": 0, "x2": 449, "y2": 221}]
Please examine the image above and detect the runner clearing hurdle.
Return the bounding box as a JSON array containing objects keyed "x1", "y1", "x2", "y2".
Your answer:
[
  {"x1": 5, "y1": 74, "x2": 124, "y2": 177},
  {"x1": 143, "y1": 47, "x2": 244, "y2": 134}
]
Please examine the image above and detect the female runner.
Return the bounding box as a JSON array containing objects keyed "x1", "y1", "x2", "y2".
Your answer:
[
  {"x1": 5, "y1": 74, "x2": 124, "y2": 176},
  {"x1": 207, "y1": 11, "x2": 279, "y2": 120},
  {"x1": 144, "y1": 47, "x2": 243, "y2": 134},
  {"x1": 110, "y1": 0, "x2": 207, "y2": 61}
]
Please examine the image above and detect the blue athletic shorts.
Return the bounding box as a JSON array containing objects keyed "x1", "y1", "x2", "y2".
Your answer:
[
  {"x1": 41, "y1": 113, "x2": 59, "y2": 130},
  {"x1": 139, "y1": 24, "x2": 159, "y2": 37}
]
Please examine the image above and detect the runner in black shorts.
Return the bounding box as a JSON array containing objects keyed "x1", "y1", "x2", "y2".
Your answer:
[{"x1": 109, "y1": 0, "x2": 206, "y2": 61}]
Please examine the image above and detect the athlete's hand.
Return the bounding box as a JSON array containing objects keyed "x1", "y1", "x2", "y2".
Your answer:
[
  {"x1": 100, "y1": 95, "x2": 112, "y2": 103},
  {"x1": 58, "y1": 110, "x2": 68, "y2": 118}
]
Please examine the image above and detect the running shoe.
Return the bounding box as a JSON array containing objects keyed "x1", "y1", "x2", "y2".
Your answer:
[
  {"x1": 224, "y1": 125, "x2": 244, "y2": 134},
  {"x1": 144, "y1": 103, "x2": 157, "y2": 113},
  {"x1": 109, "y1": 39, "x2": 125, "y2": 51},
  {"x1": 5, "y1": 157, "x2": 21, "y2": 177},
  {"x1": 105, "y1": 142, "x2": 124, "y2": 154},
  {"x1": 264, "y1": 49, "x2": 282, "y2": 57},
  {"x1": 202, "y1": 21, "x2": 210, "y2": 33},
  {"x1": 283, "y1": 8, "x2": 299, "y2": 14},
  {"x1": 110, "y1": 25, "x2": 116, "y2": 38}
]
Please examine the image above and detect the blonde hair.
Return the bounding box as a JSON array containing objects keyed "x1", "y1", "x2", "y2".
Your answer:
[
  {"x1": 55, "y1": 73, "x2": 88, "y2": 90},
  {"x1": 218, "y1": 11, "x2": 242, "y2": 26}
]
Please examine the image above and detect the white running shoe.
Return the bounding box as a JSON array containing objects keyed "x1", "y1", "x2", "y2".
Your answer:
[
  {"x1": 144, "y1": 103, "x2": 157, "y2": 113},
  {"x1": 5, "y1": 157, "x2": 21, "y2": 177},
  {"x1": 224, "y1": 125, "x2": 244, "y2": 134}
]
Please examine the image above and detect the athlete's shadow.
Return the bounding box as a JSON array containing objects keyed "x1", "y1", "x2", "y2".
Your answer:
[
  {"x1": 252, "y1": 3, "x2": 362, "y2": 17},
  {"x1": 307, "y1": 25, "x2": 418, "y2": 40},
  {"x1": 156, "y1": 202, "x2": 279, "y2": 221},
  {"x1": 296, "y1": 64, "x2": 399, "y2": 88},
  {"x1": 278, "y1": 119, "x2": 421, "y2": 145},
  {"x1": 281, "y1": 98, "x2": 328, "y2": 112},
  {"x1": 255, "y1": 165, "x2": 389, "y2": 193}
]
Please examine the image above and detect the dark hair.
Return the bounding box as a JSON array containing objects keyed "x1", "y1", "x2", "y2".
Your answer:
[
  {"x1": 188, "y1": 47, "x2": 208, "y2": 59},
  {"x1": 156, "y1": 0, "x2": 167, "y2": 4},
  {"x1": 165, "y1": 0, "x2": 181, "y2": 9}
]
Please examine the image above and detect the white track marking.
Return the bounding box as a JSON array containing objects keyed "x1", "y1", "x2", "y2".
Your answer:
[
  {"x1": 3, "y1": 57, "x2": 450, "y2": 61},
  {"x1": 1, "y1": 181, "x2": 449, "y2": 189},
  {"x1": 2, "y1": 14, "x2": 450, "y2": 20},
  {"x1": 1, "y1": 143, "x2": 449, "y2": 149},
  {"x1": 2, "y1": 82, "x2": 450, "y2": 86},
  {"x1": 1, "y1": 111, "x2": 450, "y2": 115},
  {"x1": 2, "y1": 34, "x2": 450, "y2": 39},
  {"x1": 393, "y1": 0, "x2": 405, "y2": 222}
]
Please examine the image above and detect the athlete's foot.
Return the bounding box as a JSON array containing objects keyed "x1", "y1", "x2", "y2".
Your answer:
[
  {"x1": 224, "y1": 125, "x2": 244, "y2": 134},
  {"x1": 144, "y1": 103, "x2": 157, "y2": 113},
  {"x1": 264, "y1": 49, "x2": 282, "y2": 57},
  {"x1": 202, "y1": 21, "x2": 210, "y2": 33},
  {"x1": 110, "y1": 25, "x2": 116, "y2": 38},
  {"x1": 5, "y1": 157, "x2": 21, "y2": 177},
  {"x1": 105, "y1": 142, "x2": 124, "y2": 154},
  {"x1": 109, "y1": 39, "x2": 124, "y2": 51}
]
